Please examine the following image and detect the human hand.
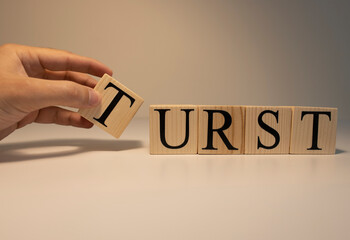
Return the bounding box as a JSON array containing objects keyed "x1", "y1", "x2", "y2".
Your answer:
[{"x1": 0, "y1": 44, "x2": 113, "y2": 140}]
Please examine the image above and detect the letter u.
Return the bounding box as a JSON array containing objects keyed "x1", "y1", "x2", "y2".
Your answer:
[{"x1": 154, "y1": 109, "x2": 194, "y2": 149}]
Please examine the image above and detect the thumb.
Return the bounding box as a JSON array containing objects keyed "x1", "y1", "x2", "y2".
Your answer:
[{"x1": 20, "y1": 78, "x2": 101, "y2": 111}]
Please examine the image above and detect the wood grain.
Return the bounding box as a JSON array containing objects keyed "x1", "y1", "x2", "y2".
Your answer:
[
  {"x1": 149, "y1": 105, "x2": 198, "y2": 154},
  {"x1": 79, "y1": 74, "x2": 144, "y2": 138},
  {"x1": 244, "y1": 106, "x2": 292, "y2": 154},
  {"x1": 198, "y1": 105, "x2": 244, "y2": 154},
  {"x1": 290, "y1": 107, "x2": 337, "y2": 154}
]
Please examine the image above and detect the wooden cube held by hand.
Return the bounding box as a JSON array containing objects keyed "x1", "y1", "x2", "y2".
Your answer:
[{"x1": 79, "y1": 74, "x2": 144, "y2": 138}]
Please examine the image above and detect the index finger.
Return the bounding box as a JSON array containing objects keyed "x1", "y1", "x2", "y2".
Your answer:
[{"x1": 32, "y1": 46, "x2": 113, "y2": 77}]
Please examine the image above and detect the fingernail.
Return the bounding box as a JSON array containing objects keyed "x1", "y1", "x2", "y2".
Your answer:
[{"x1": 88, "y1": 89, "x2": 101, "y2": 106}]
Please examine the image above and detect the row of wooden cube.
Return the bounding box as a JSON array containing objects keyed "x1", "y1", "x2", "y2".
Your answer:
[{"x1": 149, "y1": 105, "x2": 337, "y2": 155}]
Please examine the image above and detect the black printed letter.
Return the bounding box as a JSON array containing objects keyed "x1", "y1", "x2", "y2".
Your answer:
[
  {"x1": 155, "y1": 109, "x2": 194, "y2": 149},
  {"x1": 301, "y1": 111, "x2": 331, "y2": 150},
  {"x1": 94, "y1": 82, "x2": 135, "y2": 127},
  {"x1": 257, "y1": 110, "x2": 280, "y2": 149},
  {"x1": 203, "y1": 110, "x2": 238, "y2": 150}
]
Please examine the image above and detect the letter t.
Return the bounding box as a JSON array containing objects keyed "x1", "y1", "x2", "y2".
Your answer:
[
  {"x1": 93, "y1": 82, "x2": 135, "y2": 127},
  {"x1": 301, "y1": 111, "x2": 331, "y2": 150}
]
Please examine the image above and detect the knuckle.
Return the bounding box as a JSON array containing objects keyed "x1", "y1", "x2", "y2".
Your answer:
[
  {"x1": 66, "y1": 84, "x2": 80, "y2": 99},
  {"x1": 64, "y1": 82, "x2": 87, "y2": 103},
  {"x1": 0, "y1": 43, "x2": 20, "y2": 51}
]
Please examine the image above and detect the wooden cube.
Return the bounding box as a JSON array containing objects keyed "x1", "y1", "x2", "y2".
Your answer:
[
  {"x1": 149, "y1": 105, "x2": 198, "y2": 154},
  {"x1": 290, "y1": 107, "x2": 337, "y2": 154},
  {"x1": 198, "y1": 105, "x2": 244, "y2": 154},
  {"x1": 244, "y1": 106, "x2": 292, "y2": 154},
  {"x1": 78, "y1": 74, "x2": 144, "y2": 138}
]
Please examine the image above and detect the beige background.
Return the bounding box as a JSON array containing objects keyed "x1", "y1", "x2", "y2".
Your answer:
[{"x1": 0, "y1": 0, "x2": 349, "y2": 120}]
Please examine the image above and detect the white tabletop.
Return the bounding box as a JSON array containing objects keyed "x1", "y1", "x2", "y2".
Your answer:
[{"x1": 0, "y1": 118, "x2": 349, "y2": 240}]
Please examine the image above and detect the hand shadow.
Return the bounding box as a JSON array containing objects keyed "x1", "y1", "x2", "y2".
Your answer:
[{"x1": 0, "y1": 138, "x2": 144, "y2": 163}]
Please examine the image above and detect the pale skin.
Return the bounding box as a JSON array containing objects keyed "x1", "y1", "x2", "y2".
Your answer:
[{"x1": 0, "y1": 44, "x2": 113, "y2": 140}]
